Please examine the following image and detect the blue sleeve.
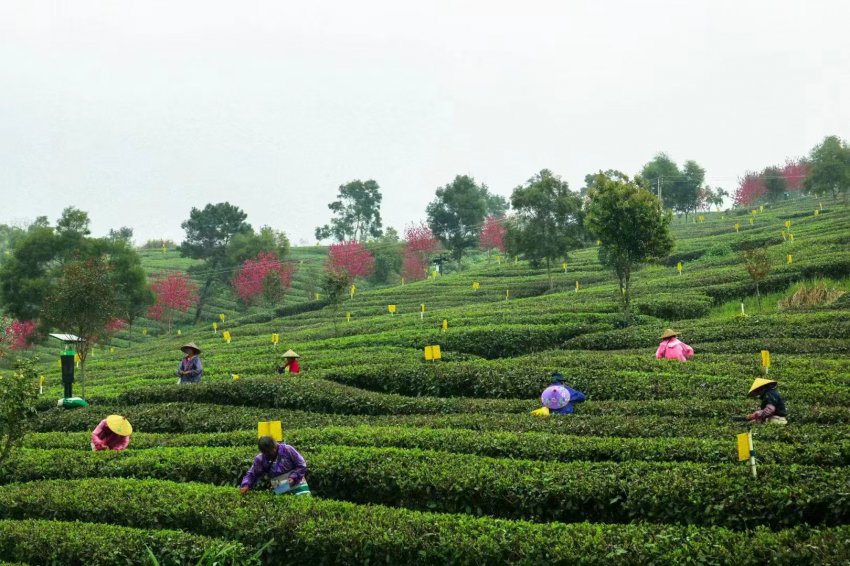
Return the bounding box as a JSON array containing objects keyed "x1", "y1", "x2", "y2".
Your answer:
[
  {"x1": 568, "y1": 387, "x2": 586, "y2": 403},
  {"x1": 176, "y1": 361, "x2": 182, "y2": 377}
]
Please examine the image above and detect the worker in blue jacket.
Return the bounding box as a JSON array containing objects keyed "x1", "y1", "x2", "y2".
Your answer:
[{"x1": 549, "y1": 372, "x2": 586, "y2": 414}]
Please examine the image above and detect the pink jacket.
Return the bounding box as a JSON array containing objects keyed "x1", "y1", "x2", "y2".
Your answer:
[
  {"x1": 91, "y1": 419, "x2": 130, "y2": 451},
  {"x1": 655, "y1": 338, "x2": 694, "y2": 362}
]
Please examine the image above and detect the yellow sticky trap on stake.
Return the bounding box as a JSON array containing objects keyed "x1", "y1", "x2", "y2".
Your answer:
[
  {"x1": 431, "y1": 270, "x2": 439, "y2": 278},
  {"x1": 232, "y1": 373, "x2": 240, "y2": 380},
  {"x1": 676, "y1": 262, "x2": 683, "y2": 275},
  {"x1": 734, "y1": 223, "x2": 740, "y2": 232},
  {"x1": 784, "y1": 220, "x2": 792, "y2": 229},
  {"x1": 736, "y1": 432, "x2": 751, "y2": 461},
  {"x1": 257, "y1": 421, "x2": 283, "y2": 441},
  {"x1": 39, "y1": 375, "x2": 44, "y2": 395},
  {"x1": 562, "y1": 262, "x2": 567, "y2": 272},
  {"x1": 787, "y1": 255, "x2": 793, "y2": 265},
  {"x1": 223, "y1": 330, "x2": 232, "y2": 344},
  {"x1": 814, "y1": 209, "x2": 819, "y2": 216},
  {"x1": 780, "y1": 231, "x2": 787, "y2": 241},
  {"x1": 423, "y1": 345, "x2": 442, "y2": 361},
  {"x1": 346, "y1": 312, "x2": 351, "y2": 322},
  {"x1": 350, "y1": 284, "x2": 356, "y2": 299},
  {"x1": 388, "y1": 305, "x2": 397, "y2": 314},
  {"x1": 315, "y1": 292, "x2": 321, "y2": 301},
  {"x1": 212, "y1": 322, "x2": 218, "y2": 333},
  {"x1": 142, "y1": 328, "x2": 148, "y2": 336},
  {"x1": 751, "y1": 209, "x2": 757, "y2": 216},
  {"x1": 505, "y1": 289, "x2": 510, "y2": 301},
  {"x1": 271, "y1": 333, "x2": 280, "y2": 346},
  {"x1": 442, "y1": 319, "x2": 448, "y2": 332},
  {"x1": 177, "y1": 329, "x2": 182, "y2": 336},
  {"x1": 575, "y1": 281, "x2": 580, "y2": 292},
  {"x1": 596, "y1": 240, "x2": 601, "y2": 246},
  {"x1": 789, "y1": 233, "x2": 794, "y2": 242},
  {"x1": 698, "y1": 215, "x2": 705, "y2": 223},
  {"x1": 219, "y1": 314, "x2": 226, "y2": 323},
  {"x1": 472, "y1": 281, "x2": 480, "y2": 291},
  {"x1": 761, "y1": 350, "x2": 771, "y2": 373},
  {"x1": 109, "y1": 347, "x2": 115, "y2": 353},
  {"x1": 75, "y1": 353, "x2": 81, "y2": 368},
  {"x1": 759, "y1": 205, "x2": 764, "y2": 212}
]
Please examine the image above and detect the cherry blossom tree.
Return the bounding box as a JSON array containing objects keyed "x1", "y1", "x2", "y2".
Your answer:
[
  {"x1": 233, "y1": 252, "x2": 295, "y2": 306},
  {"x1": 147, "y1": 273, "x2": 199, "y2": 331},
  {"x1": 783, "y1": 159, "x2": 808, "y2": 193},
  {"x1": 733, "y1": 172, "x2": 767, "y2": 207},
  {"x1": 327, "y1": 241, "x2": 375, "y2": 279},
  {"x1": 0, "y1": 318, "x2": 36, "y2": 353},
  {"x1": 401, "y1": 223, "x2": 438, "y2": 281},
  {"x1": 479, "y1": 215, "x2": 506, "y2": 254}
]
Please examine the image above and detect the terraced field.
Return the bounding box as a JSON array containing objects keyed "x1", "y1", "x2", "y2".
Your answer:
[{"x1": 6, "y1": 196, "x2": 850, "y2": 564}]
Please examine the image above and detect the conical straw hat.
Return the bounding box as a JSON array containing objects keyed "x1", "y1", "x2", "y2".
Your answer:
[
  {"x1": 281, "y1": 349, "x2": 300, "y2": 358},
  {"x1": 660, "y1": 329, "x2": 678, "y2": 340},
  {"x1": 180, "y1": 342, "x2": 202, "y2": 355},
  {"x1": 748, "y1": 378, "x2": 776, "y2": 397},
  {"x1": 105, "y1": 415, "x2": 133, "y2": 436}
]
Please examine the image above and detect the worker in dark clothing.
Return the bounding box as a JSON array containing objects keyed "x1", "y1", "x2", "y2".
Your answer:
[{"x1": 746, "y1": 378, "x2": 788, "y2": 425}]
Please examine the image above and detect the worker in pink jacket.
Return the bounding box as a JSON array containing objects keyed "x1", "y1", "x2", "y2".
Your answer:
[
  {"x1": 655, "y1": 329, "x2": 694, "y2": 361},
  {"x1": 91, "y1": 415, "x2": 132, "y2": 451}
]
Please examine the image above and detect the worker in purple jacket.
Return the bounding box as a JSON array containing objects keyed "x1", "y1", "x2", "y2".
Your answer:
[
  {"x1": 549, "y1": 372, "x2": 586, "y2": 414},
  {"x1": 240, "y1": 436, "x2": 311, "y2": 496}
]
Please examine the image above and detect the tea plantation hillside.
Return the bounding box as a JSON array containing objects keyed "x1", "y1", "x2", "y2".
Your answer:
[{"x1": 5, "y1": 196, "x2": 850, "y2": 564}]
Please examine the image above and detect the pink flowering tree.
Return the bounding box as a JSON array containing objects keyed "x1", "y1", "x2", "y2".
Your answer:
[
  {"x1": 402, "y1": 223, "x2": 438, "y2": 281},
  {"x1": 783, "y1": 159, "x2": 808, "y2": 193},
  {"x1": 147, "y1": 273, "x2": 199, "y2": 331},
  {"x1": 733, "y1": 172, "x2": 767, "y2": 207},
  {"x1": 327, "y1": 241, "x2": 375, "y2": 279},
  {"x1": 0, "y1": 318, "x2": 37, "y2": 354},
  {"x1": 233, "y1": 252, "x2": 295, "y2": 306},
  {"x1": 479, "y1": 215, "x2": 506, "y2": 255}
]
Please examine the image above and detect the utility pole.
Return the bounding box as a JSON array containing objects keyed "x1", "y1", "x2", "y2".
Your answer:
[{"x1": 657, "y1": 176, "x2": 663, "y2": 209}]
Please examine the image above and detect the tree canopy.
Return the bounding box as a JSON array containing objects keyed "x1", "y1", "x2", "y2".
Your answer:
[
  {"x1": 426, "y1": 175, "x2": 495, "y2": 264},
  {"x1": 803, "y1": 135, "x2": 850, "y2": 201},
  {"x1": 640, "y1": 154, "x2": 706, "y2": 220},
  {"x1": 315, "y1": 180, "x2": 383, "y2": 242},
  {"x1": 585, "y1": 172, "x2": 673, "y2": 324}
]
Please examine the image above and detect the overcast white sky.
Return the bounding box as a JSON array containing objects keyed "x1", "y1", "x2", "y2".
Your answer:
[{"x1": 1, "y1": 1, "x2": 848, "y2": 245}]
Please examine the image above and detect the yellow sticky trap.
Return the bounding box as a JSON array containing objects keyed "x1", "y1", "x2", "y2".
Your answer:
[
  {"x1": 814, "y1": 209, "x2": 819, "y2": 216},
  {"x1": 496, "y1": 256, "x2": 501, "y2": 264},
  {"x1": 676, "y1": 262, "x2": 683, "y2": 275},
  {"x1": 737, "y1": 432, "x2": 752, "y2": 462},
  {"x1": 751, "y1": 209, "x2": 757, "y2": 216},
  {"x1": 423, "y1": 345, "x2": 442, "y2": 361},
  {"x1": 388, "y1": 305, "x2": 397, "y2": 314},
  {"x1": 142, "y1": 328, "x2": 148, "y2": 336},
  {"x1": 761, "y1": 350, "x2": 770, "y2": 370},
  {"x1": 698, "y1": 215, "x2": 704, "y2": 223},
  {"x1": 780, "y1": 231, "x2": 786, "y2": 241},
  {"x1": 223, "y1": 330, "x2": 232, "y2": 344},
  {"x1": 346, "y1": 312, "x2": 351, "y2": 322},
  {"x1": 431, "y1": 270, "x2": 439, "y2": 278},
  {"x1": 257, "y1": 421, "x2": 283, "y2": 441},
  {"x1": 420, "y1": 304, "x2": 425, "y2": 313},
  {"x1": 40, "y1": 376, "x2": 45, "y2": 386},
  {"x1": 505, "y1": 289, "x2": 510, "y2": 300},
  {"x1": 734, "y1": 223, "x2": 740, "y2": 232},
  {"x1": 562, "y1": 262, "x2": 567, "y2": 272},
  {"x1": 789, "y1": 233, "x2": 794, "y2": 242},
  {"x1": 350, "y1": 284, "x2": 356, "y2": 298},
  {"x1": 219, "y1": 313, "x2": 226, "y2": 323},
  {"x1": 232, "y1": 373, "x2": 240, "y2": 380},
  {"x1": 271, "y1": 333, "x2": 280, "y2": 345},
  {"x1": 212, "y1": 322, "x2": 218, "y2": 333},
  {"x1": 759, "y1": 205, "x2": 764, "y2": 212},
  {"x1": 110, "y1": 347, "x2": 115, "y2": 353},
  {"x1": 575, "y1": 281, "x2": 580, "y2": 292},
  {"x1": 749, "y1": 217, "x2": 754, "y2": 225},
  {"x1": 315, "y1": 292, "x2": 321, "y2": 300},
  {"x1": 472, "y1": 282, "x2": 480, "y2": 290},
  {"x1": 596, "y1": 240, "x2": 601, "y2": 246},
  {"x1": 531, "y1": 406, "x2": 550, "y2": 417},
  {"x1": 177, "y1": 329, "x2": 182, "y2": 336},
  {"x1": 442, "y1": 319, "x2": 448, "y2": 332},
  {"x1": 784, "y1": 220, "x2": 792, "y2": 229},
  {"x1": 787, "y1": 255, "x2": 793, "y2": 265}
]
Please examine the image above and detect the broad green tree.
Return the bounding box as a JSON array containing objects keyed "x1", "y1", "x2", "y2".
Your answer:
[
  {"x1": 585, "y1": 172, "x2": 673, "y2": 324},
  {"x1": 426, "y1": 175, "x2": 490, "y2": 264},
  {"x1": 179, "y1": 202, "x2": 252, "y2": 323},
  {"x1": 509, "y1": 170, "x2": 584, "y2": 289},
  {"x1": 42, "y1": 257, "x2": 120, "y2": 397},
  {"x1": 640, "y1": 154, "x2": 706, "y2": 221},
  {"x1": 315, "y1": 180, "x2": 383, "y2": 242},
  {"x1": 762, "y1": 166, "x2": 787, "y2": 203},
  {"x1": 0, "y1": 357, "x2": 40, "y2": 466},
  {"x1": 803, "y1": 135, "x2": 850, "y2": 201},
  {"x1": 741, "y1": 246, "x2": 772, "y2": 310},
  {"x1": 227, "y1": 226, "x2": 290, "y2": 265}
]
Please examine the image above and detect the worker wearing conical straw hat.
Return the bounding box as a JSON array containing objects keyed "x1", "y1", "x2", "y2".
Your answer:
[
  {"x1": 90, "y1": 415, "x2": 132, "y2": 451},
  {"x1": 277, "y1": 349, "x2": 301, "y2": 375},
  {"x1": 745, "y1": 378, "x2": 788, "y2": 425},
  {"x1": 655, "y1": 329, "x2": 694, "y2": 362},
  {"x1": 177, "y1": 342, "x2": 203, "y2": 384}
]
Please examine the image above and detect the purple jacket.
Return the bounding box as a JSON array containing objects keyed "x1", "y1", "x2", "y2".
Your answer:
[
  {"x1": 240, "y1": 443, "x2": 308, "y2": 488},
  {"x1": 177, "y1": 355, "x2": 203, "y2": 383}
]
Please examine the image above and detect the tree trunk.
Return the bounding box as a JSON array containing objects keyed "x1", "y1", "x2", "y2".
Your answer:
[
  {"x1": 755, "y1": 282, "x2": 762, "y2": 311},
  {"x1": 193, "y1": 278, "x2": 214, "y2": 324}
]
